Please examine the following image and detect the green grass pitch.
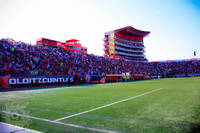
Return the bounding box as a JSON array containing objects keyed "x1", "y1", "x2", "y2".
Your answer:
[{"x1": 0, "y1": 77, "x2": 200, "y2": 133}]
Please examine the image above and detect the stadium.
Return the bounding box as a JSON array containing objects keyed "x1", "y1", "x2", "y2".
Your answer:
[{"x1": 0, "y1": 23, "x2": 200, "y2": 133}]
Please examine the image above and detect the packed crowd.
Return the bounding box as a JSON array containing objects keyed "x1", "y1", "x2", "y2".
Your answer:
[{"x1": 0, "y1": 38, "x2": 200, "y2": 77}]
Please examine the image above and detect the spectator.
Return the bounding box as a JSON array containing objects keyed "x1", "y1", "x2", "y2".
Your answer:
[{"x1": 0, "y1": 38, "x2": 200, "y2": 77}]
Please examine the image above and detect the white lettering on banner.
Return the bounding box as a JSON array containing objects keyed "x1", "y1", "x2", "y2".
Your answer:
[
  {"x1": 52, "y1": 78, "x2": 58, "y2": 82},
  {"x1": 38, "y1": 78, "x2": 42, "y2": 83},
  {"x1": 47, "y1": 78, "x2": 50, "y2": 83},
  {"x1": 7, "y1": 77, "x2": 73, "y2": 85},
  {"x1": 17, "y1": 79, "x2": 22, "y2": 84},
  {"x1": 70, "y1": 77, "x2": 73, "y2": 82},
  {"x1": 58, "y1": 78, "x2": 62, "y2": 82},
  {"x1": 8, "y1": 79, "x2": 16, "y2": 84},
  {"x1": 50, "y1": 78, "x2": 55, "y2": 83},
  {"x1": 23, "y1": 78, "x2": 29, "y2": 84},
  {"x1": 32, "y1": 78, "x2": 37, "y2": 83},
  {"x1": 63, "y1": 78, "x2": 68, "y2": 82},
  {"x1": 42, "y1": 78, "x2": 48, "y2": 83}
]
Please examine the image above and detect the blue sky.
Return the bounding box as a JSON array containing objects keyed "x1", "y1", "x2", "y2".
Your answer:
[{"x1": 0, "y1": 0, "x2": 199, "y2": 61}]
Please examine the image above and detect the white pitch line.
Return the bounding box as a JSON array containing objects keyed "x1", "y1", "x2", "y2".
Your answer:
[
  {"x1": 55, "y1": 88, "x2": 163, "y2": 121},
  {"x1": 0, "y1": 111, "x2": 117, "y2": 133}
]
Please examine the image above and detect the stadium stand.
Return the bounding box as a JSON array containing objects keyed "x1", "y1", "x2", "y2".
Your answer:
[{"x1": 0, "y1": 38, "x2": 200, "y2": 83}]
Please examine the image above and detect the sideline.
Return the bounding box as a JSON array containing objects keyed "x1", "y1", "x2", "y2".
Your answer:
[{"x1": 55, "y1": 88, "x2": 163, "y2": 121}]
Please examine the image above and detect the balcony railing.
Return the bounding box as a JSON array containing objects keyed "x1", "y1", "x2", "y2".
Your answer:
[
  {"x1": 115, "y1": 51, "x2": 145, "y2": 57},
  {"x1": 126, "y1": 59, "x2": 148, "y2": 62},
  {"x1": 115, "y1": 41, "x2": 145, "y2": 49},
  {"x1": 115, "y1": 36, "x2": 143, "y2": 43},
  {"x1": 115, "y1": 46, "x2": 144, "y2": 53}
]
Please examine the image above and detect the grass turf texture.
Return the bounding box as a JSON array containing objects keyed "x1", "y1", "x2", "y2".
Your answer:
[{"x1": 0, "y1": 77, "x2": 200, "y2": 133}]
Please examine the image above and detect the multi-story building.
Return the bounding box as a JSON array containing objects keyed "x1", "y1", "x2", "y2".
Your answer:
[
  {"x1": 103, "y1": 26, "x2": 150, "y2": 62},
  {"x1": 37, "y1": 38, "x2": 87, "y2": 54}
]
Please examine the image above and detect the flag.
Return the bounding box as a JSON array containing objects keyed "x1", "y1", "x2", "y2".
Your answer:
[{"x1": 194, "y1": 51, "x2": 196, "y2": 56}]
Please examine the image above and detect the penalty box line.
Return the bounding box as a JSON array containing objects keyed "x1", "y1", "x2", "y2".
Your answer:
[
  {"x1": 55, "y1": 88, "x2": 163, "y2": 121},
  {"x1": 0, "y1": 111, "x2": 117, "y2": 133}
]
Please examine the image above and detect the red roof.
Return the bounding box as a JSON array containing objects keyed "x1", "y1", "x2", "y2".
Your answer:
[
  {"x1": 114, "y1": 26, "x2": 150, "y2": 37},
  {"x1": 40, "y1": 38, "x2": 57, "y2": 42},
  {"x1": 66, "y1": 39, "x2": 79, "y2": 42}
]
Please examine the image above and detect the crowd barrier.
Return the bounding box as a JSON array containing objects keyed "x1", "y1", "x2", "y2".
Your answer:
[
  {"x1": 1, "y1": 74, "x2": 198, "y2": 90},
  {"x1": 175, "y1": 74, "x2": 200, "y2": 78},
  {"x1": 187, "y1": 74, "x2": 200, "y2": 77}
]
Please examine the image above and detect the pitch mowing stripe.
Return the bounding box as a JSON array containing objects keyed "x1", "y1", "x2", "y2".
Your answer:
[
  {"x1": 55, "y1": 88, "x2": 163, "y2": 121},
  {"x1": 0, "y1": 111, "x2": 117, "y2": 133}
]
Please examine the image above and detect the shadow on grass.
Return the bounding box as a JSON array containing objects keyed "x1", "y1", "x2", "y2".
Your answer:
[
  {"x1": 189, "y1": 104, "x2": 200, "y2": 133},
  {"x1": 189, "y1": 124, "x2": 200, "y2": 133}
]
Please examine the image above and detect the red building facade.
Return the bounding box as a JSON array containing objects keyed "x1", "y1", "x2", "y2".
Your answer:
[
  {"x1": 103, "y1": 26, "x2": 150, "y2": 62},
  {"x1": 37, "y1": 38, "x2": 87, "y2": 54}
]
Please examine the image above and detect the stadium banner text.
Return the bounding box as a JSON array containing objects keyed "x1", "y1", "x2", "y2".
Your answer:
[{"x1": 0, "y1": 75, "x2": 74, "y2": 90}]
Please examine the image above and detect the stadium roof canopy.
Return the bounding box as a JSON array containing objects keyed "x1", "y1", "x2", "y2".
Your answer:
[
  {"x1": 114, "y1": 26, "x2": 150, "y2": 37},
  {"x1": 66, "y1": 39, "x2": 80, "y2": 42}
]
